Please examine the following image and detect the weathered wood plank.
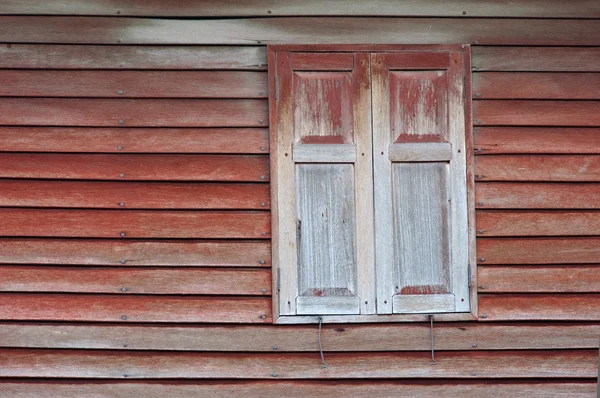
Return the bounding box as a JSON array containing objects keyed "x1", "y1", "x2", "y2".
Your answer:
[
  {"x1": 477, "y1": 238, "x2": 600, "y2": 265},
  {"x1": 472, "y1": 47, "x2": 600, "y2": 72},
  {"x1": 0, "y1": 381, "x2": 595, "y2": 398},
  {"x1": 478, "y1": 294, "x2": 600, "y2": 321},
  {"x1": 0, "y1": 209, "x2": 271, "y2": 239},
  {"x1": 0, "y1": 98, "x2": 268, "y2": 127},
  {"x1": 0, "y1": 180, "x2": 269, "y2": 209},
  {"x1": 0, "y1": 267, "x2": 271, "y2": 295},
  {"x1": 473, "y1": 72, "x2": 600, "y2": 99},
  {"x1": 0, "y1": 71, "x2": 267, "y2": 98},
  {"x1": 0, "y1": 349, "x2": 595, "y2": 378},
  {"x1": 0, "y1": 154, "x2": 269, "y2": 182},
  {"x1": 0, "y1": 127, "x2": 269, "y2": 154},
  {"x1": 477, "y1": 211, "x2": 600, "y2": 236},
  {"x1": 0, "y1": 44, "x2": 267, "y2": 70},
  {"x1": 478, "y1": 266, "x2": 600, "y2": 293},
  {"x1": 3, "y1": 0, "x2": 599, "y2": 18},
  {"x1": 0, "y1": 239, "x2": 271, "y2": 267},
  {"x1": 0, "y1": 295, "x2": 272, "y2": 323},
  {"x1": 0, "y1": 17, "x2": 599, "y2": 45},
  {"x1": 473, "y1": 127, "x2": 600, "y2": 155},
  {"x1": 2, "y1": 323, "x2": 598, "y2": 351},
  {"x1": 476, "y1": 183, "x2": 600, "y2": 209},
  {"x1": 474, "y1": 101, "x2": 600, "y2": 126},
  {"x1": 475, "y1": 155, "x2": 600, "y2": 182}
]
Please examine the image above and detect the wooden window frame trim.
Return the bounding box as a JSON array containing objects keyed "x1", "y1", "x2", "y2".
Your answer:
[{"x1": 268, "y1": 44, "x2": 477, "y2": 324}]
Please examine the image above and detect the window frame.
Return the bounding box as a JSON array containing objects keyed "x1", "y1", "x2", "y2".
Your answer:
[{"x1": 268, "y1": 45, "x2": 477, "y2": 324}]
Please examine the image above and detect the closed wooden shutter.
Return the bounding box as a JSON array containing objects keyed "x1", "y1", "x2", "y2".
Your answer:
[
  {"x1": 272, "y1": 52, "x2": 375, "y2": 316},
  {"x1": 372, "y1": 51, "x2": 470, "y2": 314}
]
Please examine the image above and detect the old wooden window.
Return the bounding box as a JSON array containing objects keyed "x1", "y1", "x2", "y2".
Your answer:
[{"x1": 269, "y1": 46, "x2": 472, "y2": 322}]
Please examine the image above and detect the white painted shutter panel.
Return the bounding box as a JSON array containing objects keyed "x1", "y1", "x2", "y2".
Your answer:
[
  {"x1": 372, "y1": 51, "x2": 469, "y2": 314},
  {"x1": 273, "y1": 52, "x2": 375, "y2": 316}
]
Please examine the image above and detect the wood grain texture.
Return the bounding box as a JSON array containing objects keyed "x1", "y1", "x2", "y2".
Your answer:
[
  {"x1": 477, "y1": 211, "x2": 600, "y2": 236},
  {"x1": 0, "y1": 98, "x2": 268, "y2": 127},
  {"x1": 0, "y1": 127, "x2": 269, "y2": 154},
  {"x1": 476, "y1": 183, "x2": 600, "y2": 209},
  {"x1": 472, "y1": 47, "x2": 600, "y2": 72},
  {"x1": 0, "y1": 381, "x2": 595, "y2": 398},
  {"x1": 0, "y1": 154, "x2": 269, "y2": 182},
  {"x1": 475, "y1": 155, "x2": 600, "y2": 181},
  {"x1": 0, "y1": 267, "x2": 271, "y2": 295},
  {"x1": 296, "y1": 164, "x2": 358, "y2": 313},
  {"x1": 478, "y1": 294, "x2": 600, "y2": 321},
  {"x1": 2, "y1": 323, "x2": 599, "y2": 351},
  {"x1": 474, "y1": 100, "x2": 600, "y2": 126},
  {"x1": 0, "y1": 294, "x2": 272, "y2": 323},
  {"x1": 473, "y1": 127, "x2": 600, "y2": 155},
  {"x1": 473, "y1": 72, "x2": 600, "y2": 99},
  {"x1": 0, "y1": 17, "x2": 599, "y2": 45},
  {"x1": 478, "y1": 266, "x2": 600, "y2": 293},
  {"x1": 0, "y1": 180, "x2": 269, "y2": 209},
  {"x1": 0, "y1": 349, "x2": 595, "y2": 378},
  {"x1": 0, "y1": 209, "x2": 271, "y2": 239},
  {"x1": 477, "y1": 238, "x2": 600, "y2": 265},
  {"x1": 0, "y1": 44, "x2": 267, "y2": 70},
  {"x1": 3, "y1": 0, "x2": 599, "y2": 18},
  {"x1": 0, "y1": 71, "x2": 267, "y2": 98},
  {"x1": 0, "y1": 239, "x2": 271, "y2": 267}
]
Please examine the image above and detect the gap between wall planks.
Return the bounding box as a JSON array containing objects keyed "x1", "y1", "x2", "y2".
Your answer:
[
  {"x1": 1, "y1": 322, "x2": 598, "y2": 351},
  {"x1": 0, "y1": 381, "x2": 596, "y2": 398},
  {"x1": 0, "y1": 349, "x2": 596, "y2": 378},
  {"x1": 0, "y1": 17, "x2": 599, "y2": 45},
  {"x1": 2, "y1": 0, "x2": 599, "y2": 18}
]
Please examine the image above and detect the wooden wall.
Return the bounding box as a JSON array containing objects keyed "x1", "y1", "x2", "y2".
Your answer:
[{"x1": 0, "y1": 2, "x2": 598, "y2": 396}]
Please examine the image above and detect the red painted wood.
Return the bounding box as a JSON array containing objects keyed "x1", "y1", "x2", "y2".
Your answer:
[
  {"x1": 0, "y1": 239, "x2": 271, "y2": 266},
  {"x1": 0, "y1": 349, "x2": 594, "y2": 378},
  {"x1": 478, "y1": 265, "x2": 600, "y2": 293},
  {"x1": 0, "y1": 44, "x2": 267, "y2": 70},
  {"x1": 478, "y1": 294, "x2": 600, "y2": 321},
  {"x1": 2, "y1": 322, "x2": 599, "y2": 351},
  {"x1": 473, "y1": 72, "x2": 600, "y2": 99},
  {"x1": 474, "y1": 100, "x2": 600, "y2": 126},
  {"x1": 472, "y1": 47, "x2": 600, "y2": 72},
  {"x1": 381, "y1": 51, "x2": 450, "y2": 69},
  {"x1": 0, "y1": 381, "x2": 595, "y2": 397},
  {"x1": 475, "y1": 155, "x2": 600, "y2": 181},
  {"x1": 473, "y1": 127, "x2": 600, "y2": 154},
  {"x1": 290, "y1": 52, "x2": 354, "y2": 70},
  {"x1": 0, "y1": 294, "x2": 272, "y2": 323},
  {"x1": 0, "y1": 70, "x2": 267, "y2": 98},
  {"x1": 477, "y1": 211, "x2": 600, "y2": 236},
  {"x1": 0, "y1": 209, "x2": 271, "y2": 239},
  {"x1": 0, "y1": 180, "x2": 269, "y2": 209},
  {"x1": 0, "y1": 98, "x2": 268, "y2": 127},
  {"x1": 0, "y1": 127, "x2": 269, "y2": 153},
  {"x1": 476, "y1": 238, "x2": 600, "y2": 264},
  {"x1": 0, "y1": 154, "x2": 269, "y2": 181},
  {"x1": 475, "y1": 183, "x2": 600, "y2": 209},
  {"x1": 0, "y1": 266, "x2": 272, "y2": 295}
]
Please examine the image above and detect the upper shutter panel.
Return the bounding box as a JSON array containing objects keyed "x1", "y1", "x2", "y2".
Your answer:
[
  {"x1": 273, "y1": 52, "x2": 375, "y2": 316},
  {"x1": 372, "y1": 51, "x2": 469, "y2": 314}
]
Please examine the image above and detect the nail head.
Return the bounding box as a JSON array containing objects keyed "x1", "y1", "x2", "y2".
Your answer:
[
  {"x1": 121, "y1": 315, "x2": 127, "y2": 320},
  {"x1": 121, "y1": 287, "x2": 127, "y2": 292},
  {"x1": 261, "y1": 288, "x2": 267, "y2": 293},
  {"x1": 120, "y1": 232, "x2": 126, "y2": 237}
]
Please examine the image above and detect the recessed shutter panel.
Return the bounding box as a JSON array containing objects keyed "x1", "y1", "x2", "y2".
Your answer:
[
  {"x1": 372, "y1": 51, "x2": 469, "y2": 314},
  {"x1": 273, "y1": 52, "x2": 375, "y2": 316}
]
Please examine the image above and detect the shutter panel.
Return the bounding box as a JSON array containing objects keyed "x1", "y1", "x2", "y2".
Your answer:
[
  {"x1": 273, "y1": 52, "x2": 375, "y2": 316},
  {"x1": 372, "y1": 51, "x2": 469, "y2": 314}
]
